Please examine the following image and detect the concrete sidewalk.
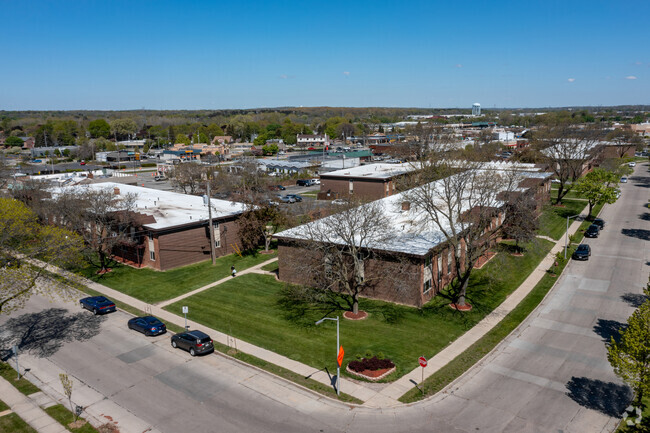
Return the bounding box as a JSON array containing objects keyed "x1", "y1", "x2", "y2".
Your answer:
[
  {"x1": 0, "y1": 375, "x2": 67, "y2": 433},
  {"x1": 36, "y1": 205, "x2": 587, "y2": 408},
  {"x1": 156, "y1": 257, "x2": 278, "y2": 308}
]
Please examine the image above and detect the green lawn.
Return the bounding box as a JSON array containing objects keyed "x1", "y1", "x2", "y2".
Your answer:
[
  {"x1": 165, "y1": 239, "x2": 553, "y2": 380},
  {"x1": 44, "y1": 404, "x2": 98, "y2": 433},
  {"x1": 0, "y1": 412, "x2": 38, "y2": 433},
  {"x1": 261, "y1": 261, "x2": 279, "y2": 272},
  {"x1": 0, "y1": 398, "x2": 9, "y2": 412},
  {"x1": 0, "y1": 363, "x2": 39, "y2": 395},
  {"x1": 76, "y1": 251, "x2": 276, "y2": 304},
  {"x1": 550, "y1": 186, "x2": 586, "y2": 201},
  {"x1": 537, "y1": 200, "x2": 587, "y2": 240}
]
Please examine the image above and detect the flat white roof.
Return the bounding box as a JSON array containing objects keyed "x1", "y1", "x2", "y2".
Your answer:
[
  {"x1": 52, "y1": 182, "x2": 246, "y2": 231},
  {"x1": 321, "y1": 162, "x2": 420, "y2": 180}
]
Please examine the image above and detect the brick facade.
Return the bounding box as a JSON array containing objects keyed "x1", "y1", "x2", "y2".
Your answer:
[{"x1": 318, "y1": 177, "x2": 394, "y2": 201}]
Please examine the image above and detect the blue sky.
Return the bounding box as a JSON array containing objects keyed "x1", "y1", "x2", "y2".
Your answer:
[{"x1": 1, "y1": 0, "x2": 648, "y2": 110}]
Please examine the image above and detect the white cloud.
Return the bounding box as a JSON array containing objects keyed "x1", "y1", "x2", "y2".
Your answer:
[
  {"x1": 455, "y1": 64, "x2": 463, "y2": 68},
  {"x1": 635, "y1": 61, "x2": 643, "y2": 65},
  {"x1": 567, "y1": 78, "x2": 575, "y2": 83},
  {"x1": 279, "y1": 74, "x2": 288, "y2": 79},
  {"x1": 343, "y1": 71, "x2": 350, "y2": 76},
  {"x1": 625, "y1": 75, "x2": 637, "y2": 80}
]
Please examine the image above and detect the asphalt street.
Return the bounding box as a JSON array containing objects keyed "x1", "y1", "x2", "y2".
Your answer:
[{"x1": 0, "y1": 163, "x2": 647, "y2": 433}]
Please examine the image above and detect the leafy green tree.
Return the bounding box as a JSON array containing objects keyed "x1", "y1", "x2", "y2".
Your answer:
[
  {"x1": 574, "y1": 168, "x2": 619, "y2": 217},
  {"x1": 0, "y1": 198, "x2": 83, "y2": 315},
  {"x1": 110, "y1": 118, "x2": 138, "y2": 140},
  {"x1": 88, "y1": 119, "x2": 111, "y2": 138},
  {"x1": 607, "y1": 295, "x2": 650, "y2": 407},
  {"x1": 192, "y1": 132, "x2": 209, "y2": 144},
  {"x1": 4, "y1": 136, "x2": 24, "y2": 147},
  {"x1": 175, "y1": 133, "x2": 191, "y2": 145},
  {"x1": 262, "y1": 143, "x2": 279, "y2": 155}
]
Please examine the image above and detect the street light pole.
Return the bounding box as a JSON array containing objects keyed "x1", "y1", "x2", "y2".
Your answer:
[
  {"x1": 315, "y1": 316, "x2": 340, "y2": 396},
  {"x1": 564, "y1": 214, "x2": 582, "y2": 259}
]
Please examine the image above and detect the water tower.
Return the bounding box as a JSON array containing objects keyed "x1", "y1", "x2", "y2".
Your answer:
[{"x1": 472, "y1": 103, "x2": 481, "y2": 116}]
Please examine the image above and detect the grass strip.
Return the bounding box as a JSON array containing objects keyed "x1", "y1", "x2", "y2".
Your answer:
[
  {"x1": 0, "y1": 398, "x2": 9, "y2": 412},
  {"x1": 44, "y1": 404, "x2": 98, "y2": 433},
  {"x1": 0, "y1": 412, "x2": 38, "y2": 433},
  {"x1": 0, "y1": 363, "x2": 40, "y2": 396},
  {"x1": 210, "y1": 340, "x2": 362, "y2": 404},
  {"x1": 261, "y1": 261, "x2": 279, "y2": 272}
]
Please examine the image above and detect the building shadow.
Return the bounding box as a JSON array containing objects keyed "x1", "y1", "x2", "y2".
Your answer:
[
  {"x1": 621, "y1": 292, "x2": 648, "y2": 308},
  {"x1": 0, "y1": 308, "x2": 103, "y2": 359},
  {"x1": 621, "y1": 228, "x2": 650, "y2": 242},
  {"x1": 593, "y1": 318, "x2": 627, "y2": 343},
  {"x1": 630, "y1": 176, "x2": 650, "y2": 188},
  {"x1": 640, "y1": 213, "x2": 650, "y2": 222},
  {"x1": 566, "y1": 376, "x2": 632, "y2": 417}
]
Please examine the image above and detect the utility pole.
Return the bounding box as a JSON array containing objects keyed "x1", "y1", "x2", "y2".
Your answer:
[{"x1": 207, "y1": 181, "x2": 216, "y2": 265}]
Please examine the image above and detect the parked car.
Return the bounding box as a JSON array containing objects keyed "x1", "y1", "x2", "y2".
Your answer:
[
  {"x1": 171, "y1": 330, "x2": 214, "y2": 356},
  {"x1": 276, "y1": 194, "x2": 295, "y2": 203},
  {"x1": 592, "y1": 218, "x2": 605, "y2": 230},
  {"x1": 80, "y1": 296, "x2": 116, "y2": 315},
  {"x1": 80, "y1": 161, "x2": 86, "y2": 165},
  {"x1": 128, "y1": 316, "x2": 167, "y2": 336},
  {"x1": 584, "y1": 224, "x2": 600, "y2": 238},
  {"x1": 276, "y1": 185, "x2": 286, "y2": 190},
  {"x1": 311, "y1": 179, "x2": 321, "y2": 185},
  {"x1": 628, "y1": 161, "x2": 636, "y2": 167},
  {"x1": 572, "y1": 244, "x2": 591, "y2": 261},
  {"x1": 332, "y1": 198, "x2": 348, "y2": 205},
  {"x1": 269, "y1": 184, "x2": 286, "y2": 191},
  {"x1": 620, "y1": 177, "x2": 628, "y2": 183},
  {"x1": 285, "y1": 194, "x2": 302, "y2": 202},
  {"x1": 154, "y1": 175, "x2": 166, "y2": 181},
  {"x1": 296, "y1": 179, "x2": 314, "y2": 187}
]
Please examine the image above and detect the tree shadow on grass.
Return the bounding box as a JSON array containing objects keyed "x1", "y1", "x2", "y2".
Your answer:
[
  {"x1": 593, "y1": 318, "x2": 627, "y2": 343},
  {"x1": 566, "y1": 376, "x2": 632, "y2": 417},
  {"x1": 621, "y1": 292, "x2": 648, "y2": 308},
  {"x1": 0, "y1": 308, "x2": 103, "y2": 359}
]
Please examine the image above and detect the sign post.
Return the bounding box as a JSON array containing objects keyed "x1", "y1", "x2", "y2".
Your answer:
[
  {"x1": 13, "y1": 345, "x2": 19, "y2": 380},
  {"x1": 182, "y1": 306, "x2": 189, "y2": 330},
  {"x1": 418, "y1": 356, "x2": 427, "y2": 393}
]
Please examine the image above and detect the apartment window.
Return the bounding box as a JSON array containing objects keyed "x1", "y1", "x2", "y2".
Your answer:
[
  {"x1": 349, "y1": 180, "x2": 354, "y2": 194},
  {"x1": 447, "y1": 250, "x2": 452, "y2": 275},
  {"x1": 437, "y1": 256, "x2": 442, "y2": 282},
  {"x1": 148, "y1": 234, "x2": 155, "y2": 261},
  {"x1": 423, "y1": 256, "x2": 433, "y2": 294},
  {"x1": 213, "y1": 222, "x2": 221, "y2": 248}
]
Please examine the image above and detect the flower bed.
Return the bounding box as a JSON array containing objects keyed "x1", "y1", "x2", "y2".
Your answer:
[{"x1": 347, "y1": 356, "x2": 396, "y2": 381}]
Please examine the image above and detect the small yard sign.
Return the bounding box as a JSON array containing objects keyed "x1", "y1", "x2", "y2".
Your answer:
[{"x1": 418, "y1": 356, "x2": 427, "y2": 368}]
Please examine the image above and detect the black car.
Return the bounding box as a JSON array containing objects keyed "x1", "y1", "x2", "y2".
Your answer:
[
  {"x1": 584, "y1": 224, "x2": 600, "y2": 238},
  {"x1": 171, "y1": 330, "x2": 214, "y2": 356},
  {"x1": 592, "y1": 218, "x2": 605, "y2": 230},
  {"x1": 80, "y1": 296, "x2": 116, "y2": 315},
  {"x1": 296, "y1": 179, "x2": 314, "y2": 187},
  {"x1": 285, "y1": 194, "x2": 302, "y2": 202},
  {"x1": 128, "y1": 316, "x2": 167, "y2": 336},
  {"x1": 572, "y1": 244, "x2": 591, "y2": 261}
]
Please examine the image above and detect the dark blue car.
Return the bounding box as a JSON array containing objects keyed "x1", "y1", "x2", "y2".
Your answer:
[
  {"x1": 80, "y1": 296, "x2": 116, "y2": 315},
  {"x1": 128, "y1": 316, "x2": 167, "y2": 336}
]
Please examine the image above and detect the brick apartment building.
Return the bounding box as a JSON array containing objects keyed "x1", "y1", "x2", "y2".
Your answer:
[
  {"x1": 53, "y1": 183, "x2": 247, "y2": 271},
  {"x1": 318, "y1": 162, "x2": 421, "y2": 201},
  {"x1": 277, "y1": 167, "x2": 550, "y2": 307}
]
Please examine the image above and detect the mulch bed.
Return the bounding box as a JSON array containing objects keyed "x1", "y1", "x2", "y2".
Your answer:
[
  {"x1": 510, "y1": 252, "x2": 524, "y2": 257},
  {"x1": 343, "y1": 310, "x2": 368, "y2": 320},
  {"x1": 449, "y1": 302, "x2": 473, "y2": 311},
  {"x1": 259, "y1": 250, "x2": 276, "y2": 255},
  {"x1": 474, "y1": 251, "x2": 497, "y2": 269},
  {"x1": 96, "y1": 268, "x2": 112, "y2": 275},
  {"x1": 346, "y1": 365, "x2": 396, "y2": 381}
]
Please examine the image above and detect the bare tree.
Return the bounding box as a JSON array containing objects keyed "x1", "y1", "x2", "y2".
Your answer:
[
  {"x1": 169, "y1": 162, "x2": 206, "y2": 195},
  {"x1": 501, "y1": 193, "x2": 539, "y2": 253},
  {"x1": 606, "y1": 128, "x2": 643, "y2": 158},
  {"x1": 534, "y1": 123, "x2": 604, "y2": 204},
  {"x1": 50, "y1": 187, "x2": 138, "y2": 273},
  {"x1": 282, "y1": 200, "x2": 412, "y2": 314},
  {"x1": 404, "y1": 161, "x2": 522, "y2": 308}
]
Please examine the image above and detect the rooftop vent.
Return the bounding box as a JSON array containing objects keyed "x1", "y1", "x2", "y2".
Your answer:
[
  {"x1": 401, "y1": 201, "x2": 411, "y2": 212},
  {"x1": 113, "y1": 187, "x2": 120, "y2": 195}
]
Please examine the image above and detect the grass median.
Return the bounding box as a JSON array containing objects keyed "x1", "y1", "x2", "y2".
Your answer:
[
  {"x1": 164, "y1": 239, "x2": 552, "y2": 382},
  {"x1": 0, "y1": 412, "x2": 38, "y2": 433},
  {"x1": 538, "y1": 200, "x2": 587, "y2": 240}
]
